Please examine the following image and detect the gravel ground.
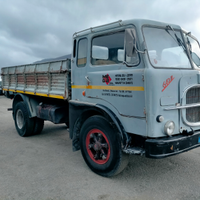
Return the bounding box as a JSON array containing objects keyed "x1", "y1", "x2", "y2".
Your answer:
[{"x1": 0, "y1": 95, "x2": 200, "y2": 200}]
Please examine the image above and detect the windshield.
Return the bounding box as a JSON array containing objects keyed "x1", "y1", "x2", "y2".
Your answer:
[{"x1": 143, "y1": 27, "x2": 191, "y2": 69}]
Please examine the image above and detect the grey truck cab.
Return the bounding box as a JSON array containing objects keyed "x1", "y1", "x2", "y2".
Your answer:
[
  {"x1": 2, "y1": 19, "x2": 200, "y2": 177},
  {"x1": 69, "y1": 19, "x2": 200, "y2": 175}
]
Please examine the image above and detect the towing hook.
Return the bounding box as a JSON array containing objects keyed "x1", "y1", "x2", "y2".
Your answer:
[
  {"x1": 190, "y1": 127, "x2": 194, "y2": 135},
  {"x1": 182, "y1": 127, "x2": 194, "y2": 136}
]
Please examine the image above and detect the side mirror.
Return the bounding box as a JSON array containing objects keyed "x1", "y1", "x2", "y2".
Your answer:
[
  {"x1": 125, "y1": 29, "x2": 137, "y2": 57},
  {"x1": 192, "y1": 52, "x2": 200, "y2": 67}
]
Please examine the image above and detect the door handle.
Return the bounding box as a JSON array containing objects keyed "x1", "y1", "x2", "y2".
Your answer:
[{"x1": 85, "y1": 76, "x2": 91, "y2": 83}]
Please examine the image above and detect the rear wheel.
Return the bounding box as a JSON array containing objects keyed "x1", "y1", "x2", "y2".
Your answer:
[
  {"x1": 14, "y1": 102, "x2": 35, "y2": 137},
  {"x1": 80, "y1": 115, "x2": 129, "y2": 177},
  {"x1": 33, "y1": 118, "x2": 44, "y2": 135}
]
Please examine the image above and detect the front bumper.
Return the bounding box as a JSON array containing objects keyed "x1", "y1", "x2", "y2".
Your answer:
[{"x1": 145, "y1": 131, "x2": 200, "y2": 158}]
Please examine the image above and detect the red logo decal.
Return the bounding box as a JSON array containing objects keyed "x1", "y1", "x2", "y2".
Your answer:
[
  {"x1": 102, "y1": 74, "x2": 112, "y2": 85},
  {"x1": 162, "y1": 76, "x2": 175, "y2": 92}
]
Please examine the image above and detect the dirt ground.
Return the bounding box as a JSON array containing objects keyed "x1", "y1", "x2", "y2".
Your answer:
[{"x1": 0, "y1": 95, "x2": 200, "y2": 200}]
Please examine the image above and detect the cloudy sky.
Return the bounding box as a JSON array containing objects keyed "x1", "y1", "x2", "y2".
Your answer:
[{"x1": 0, "y1": 0, "x2": 200, "y2": 69}]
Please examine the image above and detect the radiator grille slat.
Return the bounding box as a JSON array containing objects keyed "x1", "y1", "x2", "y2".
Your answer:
[{"x1": 186, "y1": 87, "x2": 200, "y2": 122}]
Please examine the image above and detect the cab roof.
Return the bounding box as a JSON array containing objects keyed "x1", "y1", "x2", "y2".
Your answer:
[{"x1": 73, "y1": 19, "x2": 181, "y2": 38}]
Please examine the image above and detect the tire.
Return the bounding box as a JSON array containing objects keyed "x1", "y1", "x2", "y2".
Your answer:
[
  {"x1": 80, "y1": 115, "x2": 129, "y2": 177},
  {"x1": 14, "y1": 102, "x2": 35, "y2": 137},
  {"x1": 33, "y1": 118, "x2": 44, "y2": 135}
]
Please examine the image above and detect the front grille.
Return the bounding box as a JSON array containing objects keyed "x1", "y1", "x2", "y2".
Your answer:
[{"x1": 186, "y1": 87, "x2": 200, "y2": 122}]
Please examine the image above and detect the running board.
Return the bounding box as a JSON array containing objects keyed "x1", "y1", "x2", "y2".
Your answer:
[{"x1": 123, "y1": 147, "x2": 145, "y2": 155}]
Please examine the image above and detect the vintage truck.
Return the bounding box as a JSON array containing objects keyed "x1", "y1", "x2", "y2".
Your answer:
[{"x1": 1, "y1": 19, "x2": 200, "y2": 177}]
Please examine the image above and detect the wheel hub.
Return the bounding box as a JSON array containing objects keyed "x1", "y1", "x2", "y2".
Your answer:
[
  {"x1": 86, "y1": 129, "x2": 110, "y2": 164},
  {"x1": 16, "y1": 109, "x2": 24, "y2": 129},
  {"x1": 93, "y1": 141, "x2": 101, "y2": 151}
]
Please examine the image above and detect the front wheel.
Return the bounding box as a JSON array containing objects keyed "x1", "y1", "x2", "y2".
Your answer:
[{"x1": 80, "y1": 115, "x2": 129, "y2": 177}]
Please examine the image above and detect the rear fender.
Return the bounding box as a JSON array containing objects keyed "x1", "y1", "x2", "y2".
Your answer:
[{"x1": 13, "y1": 94, "x2": 39, "y2": 118}]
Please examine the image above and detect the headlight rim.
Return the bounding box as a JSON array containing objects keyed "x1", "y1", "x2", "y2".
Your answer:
[{"x1": 164, "y1": 121, "x2": 175, "y2": 136}]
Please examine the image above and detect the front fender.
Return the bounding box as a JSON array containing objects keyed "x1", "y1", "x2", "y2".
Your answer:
[
  {"x1": 96, "y1": 104, "x2": 130, "y2": 147},
  {"x1": 69, "y1": 100, "x2": 129, "y2": 151}
]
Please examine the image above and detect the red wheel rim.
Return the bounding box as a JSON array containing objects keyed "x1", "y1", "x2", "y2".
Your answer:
[{"x1": 86, "y1": 129, "x2": 111, "y2": 165}]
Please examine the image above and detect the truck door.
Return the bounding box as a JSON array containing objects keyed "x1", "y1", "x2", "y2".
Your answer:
[{"x1": 85, "y1": 29, "x2": 145, "y2": 118}]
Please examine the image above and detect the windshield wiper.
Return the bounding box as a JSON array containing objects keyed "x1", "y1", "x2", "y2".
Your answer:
[
  {"x1": 165, "y1": 25, "x2": 191, "y2": 63},
  {"x1": 166, "y1": 25, "x2": 186, "y2": 51}
]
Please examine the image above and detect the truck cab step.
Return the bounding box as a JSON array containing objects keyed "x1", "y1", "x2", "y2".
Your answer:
[{"x1": 123, "y1": 147, "x2": 145, "y2": 155}]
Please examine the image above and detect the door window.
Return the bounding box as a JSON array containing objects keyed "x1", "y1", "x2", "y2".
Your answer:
[
  {"x1": 77, "y1": 38, "x2": 88, "y2": 67},
  {"x1": 91, "y1": 31, "x2": 125, "y2": 65}
]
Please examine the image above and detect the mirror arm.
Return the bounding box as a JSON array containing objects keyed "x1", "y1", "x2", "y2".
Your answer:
[
  {"x1": 135, "y1": 47, "x2": 146, "y2": 54},
  {"x1": 123, "y1": 61, "x2": 136, "y2": 67}
]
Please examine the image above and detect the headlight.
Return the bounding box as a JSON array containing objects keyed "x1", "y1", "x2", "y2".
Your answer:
[{"x1": 164, "y1": 121, "x2": 175, "y2": 136}]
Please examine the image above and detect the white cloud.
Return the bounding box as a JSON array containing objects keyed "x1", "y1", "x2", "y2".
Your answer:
[{"x1": 0, "y1": 0, "x2": 199, "y2": 68}]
